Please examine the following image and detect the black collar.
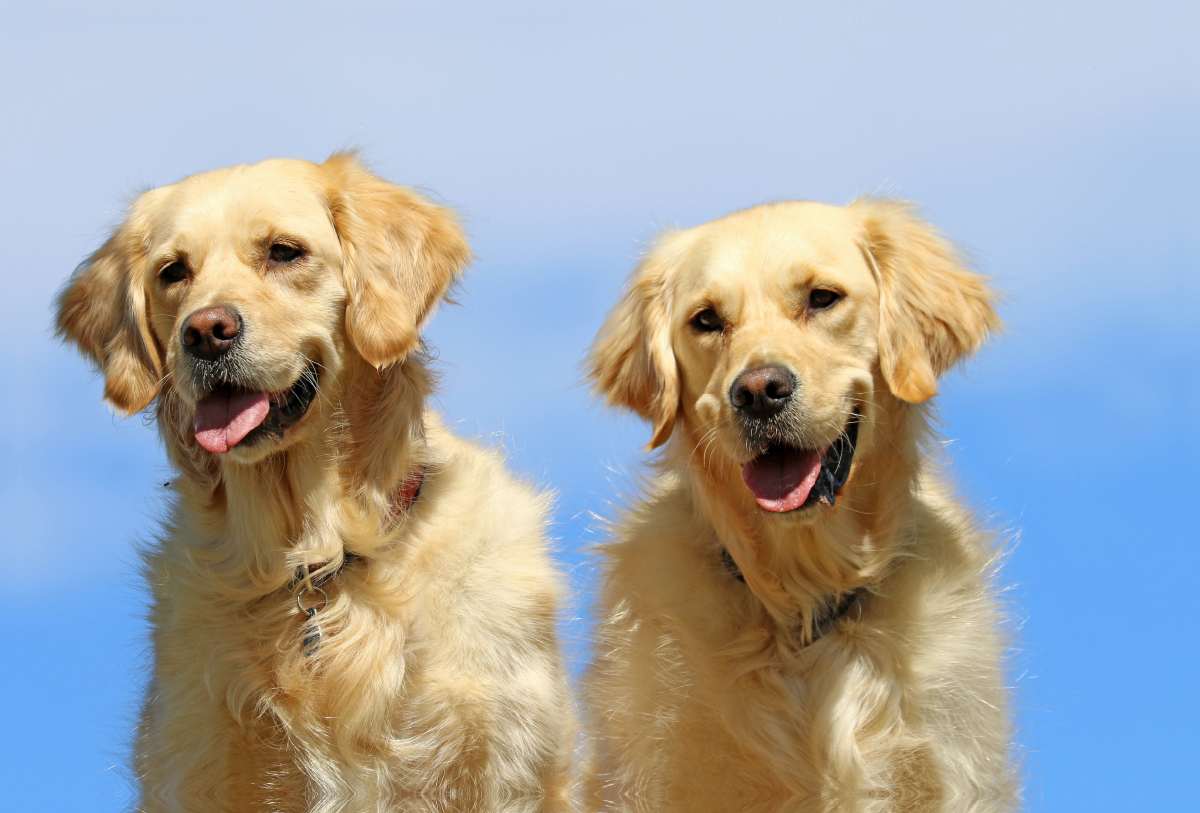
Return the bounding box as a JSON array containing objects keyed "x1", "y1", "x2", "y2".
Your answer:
[
  {"x1": 296, "y1": 549, "x2": 360, "y2": 587},
  {"x1": 721, "y1": 547, "x2": 863, "y2": 646}
]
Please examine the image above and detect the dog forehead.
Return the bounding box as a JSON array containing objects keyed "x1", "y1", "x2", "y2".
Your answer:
[
  {"x1": 681, "y1": 201, "x2": 871, "y2": 297},
  {"x1": 141, "y1": 159, "x2": 335, "y2": 251}
]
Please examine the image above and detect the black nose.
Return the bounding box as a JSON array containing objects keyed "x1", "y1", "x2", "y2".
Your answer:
[
  {"x1": 730, "y1": 365, "x2": 795, "y2": 419},
  {"x1": 181, "y1": 306, "x2": 242, "y2": 361}
]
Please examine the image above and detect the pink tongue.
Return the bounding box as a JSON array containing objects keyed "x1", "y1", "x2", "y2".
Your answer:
[
  {"x1": 193, "y1": 392, "x2": 270, "y2": 454},
  {"x1": 741, "y1": 446, "x2": 822, "y2": 513}
]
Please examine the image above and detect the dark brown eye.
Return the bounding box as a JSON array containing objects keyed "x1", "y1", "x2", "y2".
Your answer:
[
  {"x1": 159, "y1": 261, "x2": 188, "y2": 284},
  {"x1": 269, "y1": 243, "x2": 304, "y2": 263},
  {"x1": 808, "y1": 288, "x2": 841, "y2": 311},
  {"x1": 691, "y1": 308, "x2": 724, "y2": 333}
]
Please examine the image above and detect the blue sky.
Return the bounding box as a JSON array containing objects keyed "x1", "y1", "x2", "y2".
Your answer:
[{"x1": 2, "y1": 2, "x2": 1197, "y2": 810}]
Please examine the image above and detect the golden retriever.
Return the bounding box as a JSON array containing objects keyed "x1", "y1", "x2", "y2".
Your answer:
[
  {"x1": 56, "y1": 155, "x2": 573, "y2": 812},
  {"x1": 584, "y1": 200, "x2": 1016, "y2": 812}
]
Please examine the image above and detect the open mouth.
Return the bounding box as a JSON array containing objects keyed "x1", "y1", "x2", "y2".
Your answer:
[
  {"x1": 739, "y1": 409, "x2": 860, "y2": 513},
  {"x1": 192, "y1": 362, "x2": 320, "y2": 454}
]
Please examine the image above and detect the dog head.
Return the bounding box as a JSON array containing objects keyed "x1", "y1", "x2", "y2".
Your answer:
[
  {"x1": 56, "y1": 154, "x2": 469, "y2": 465},
  {"x1": 588, "y1": 199, "x2": 999, "y2": 519}
]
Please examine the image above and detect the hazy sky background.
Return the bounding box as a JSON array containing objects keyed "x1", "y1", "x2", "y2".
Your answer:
[{"x1": 2, "y1": 2, "x2": 1197, "y2": 810}]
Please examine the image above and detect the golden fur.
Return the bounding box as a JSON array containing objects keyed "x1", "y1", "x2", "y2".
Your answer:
[
  {"x1": 57, "y1": 156, "x2": 573, "y2": 812},
  {"x1": 585, "y1": 201, "x2": 1016, "y2": 812}
]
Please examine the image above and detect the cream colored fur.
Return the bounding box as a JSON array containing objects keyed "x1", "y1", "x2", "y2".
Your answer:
[
  {"x1": 585, "y1": 201, "x2": 1015, "y2": 812},
  {"x1": 57, "y1": 156, "x2": 573, "y2": 812}
]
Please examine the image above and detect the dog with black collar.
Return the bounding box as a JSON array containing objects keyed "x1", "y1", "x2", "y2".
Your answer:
[{"x1": 585, "y1": 199, "x2": 1016, "y2": 812}]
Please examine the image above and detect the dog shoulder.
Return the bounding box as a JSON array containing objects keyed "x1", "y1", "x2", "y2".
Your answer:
[
  {"x1": 907, "y1": 470, "x2": 1005, "y2": 584},
  {"x1": 421, "y1": 412, "x2": 553, "y2": 545},
  {"x1": 415, "y1": 413, "x2": 563, "y2": 624},
  {"x1": 598, "y1": 473, "x2": 752, "y2": 654}
]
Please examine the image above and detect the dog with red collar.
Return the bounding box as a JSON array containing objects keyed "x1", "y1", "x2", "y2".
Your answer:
[{"x1": 57, "y1": 155, "x2": 574, "y2": 812}]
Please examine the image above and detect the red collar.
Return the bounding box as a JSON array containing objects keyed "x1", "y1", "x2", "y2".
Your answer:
[{"x1": 384, "y1": 463, "x2": 426, "y2": 531}]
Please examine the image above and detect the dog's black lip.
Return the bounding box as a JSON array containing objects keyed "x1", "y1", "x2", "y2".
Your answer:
[
  {"x1": 810, "y1": 407, "x2": 860, "y2": 507},
  {"x1": 746, "y1": 407, "x2": 861, "y2": 512},
  {"x1": 235, "y1": 361, "x2": 320, "y2": 448}
]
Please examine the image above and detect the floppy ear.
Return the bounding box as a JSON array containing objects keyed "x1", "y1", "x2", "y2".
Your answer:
[
  {"x1": 586, "y1": 233, "x2": 686, "y2": 450},
  {"x1": 854, "y1": 198, "x2": 1000, "y2": 403},
  {"x1": 323, "y1": 154, "x2": 471, "y2": 368},
  {"x1": 55, "y1": 204, "x2": 164, "y2": 415}
]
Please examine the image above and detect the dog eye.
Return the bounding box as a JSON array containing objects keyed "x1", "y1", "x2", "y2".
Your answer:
[
  {"x1": 808, "y1": 289, "x2": 841, "y2": 311},
  {"x1": 269, "y1": 243, "x2": 304, "y2": 263},
  {"x1": 690, "y1": 308, "x2": 724, "y2": 333},
  {"x1": 159, "y1": 261, "x2": 188, "y2": 285}
]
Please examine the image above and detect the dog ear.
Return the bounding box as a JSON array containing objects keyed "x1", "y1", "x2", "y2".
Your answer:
[
  {"x1": 854, "y1": 199, "x2": 1000, "y2": 403},
  {"x1": 55, "y1": 201, "x2": 164, "y2": 415},
  {"x1": 323, "y1": 154, "x2": 471, "y2": 368},
  {"x1": 587, "y1": 233, "x2": 687, "y2": 450}
]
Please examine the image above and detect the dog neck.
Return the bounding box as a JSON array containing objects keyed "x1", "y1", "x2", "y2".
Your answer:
[
  {"x1": 672, "y1": 396, "x2": 925, "y2": 636},
  {"x1": 161, "y1": 351, "x2": 433, "y2": 598},
  {"x1": 719, "y1": 547, "x2": 865, "y2": 645}
]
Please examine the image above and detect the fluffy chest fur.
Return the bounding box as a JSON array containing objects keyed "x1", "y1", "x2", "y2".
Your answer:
[
  {"x1": 139, "y1": 420, "x2": 571, "y2": 812},
  {"x1": 588, "y1": 469, "x2": 1014, "y2": 813}
]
